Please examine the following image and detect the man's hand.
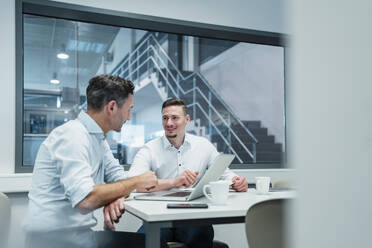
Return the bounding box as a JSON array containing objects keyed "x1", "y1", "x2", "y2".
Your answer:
[
  {"x1": 136, "y1": 171, "x2": 158, "y2": 192},
  {"x1": 103, "y1": 197, "x2": 125, "y2": 231},
  {"x1": 231, "y1": 176, "x2": 248, "y2": 192},
  {"x1": 172, "y1": 170, "x2": 199, "y2": 188}
]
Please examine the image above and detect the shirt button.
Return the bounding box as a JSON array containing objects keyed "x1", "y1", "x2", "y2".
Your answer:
[
  {"x1": 178, "y1": 151, "x2": 180, "y2": 153},
  {"x1": 179, "y1": 164, "x2": 181, "y2": 166}
]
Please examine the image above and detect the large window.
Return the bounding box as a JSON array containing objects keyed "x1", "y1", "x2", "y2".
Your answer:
[{"x1": 16, "y1": 0, "x2": 286, "y2": 172}]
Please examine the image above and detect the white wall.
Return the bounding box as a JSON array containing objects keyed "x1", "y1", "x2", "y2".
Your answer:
[
  {"x1": 1, "y1": 1, "x2": 288, "y2": 248},
  {"x1": 56, "y1": 0, "x2": 288, "y2": 33},
  {"x1": 134, "y1": 100, "x2": 163, "y2": 138},
  {"x1": 288, "y1": 1, "x2": 372, "y2": 248},
  {"x1": 201, "y1": 43, "x2": 285, "y2": 145},
  {"x1": 0, "y1": 0, "x2": 15, "y2": 174},
  {"x1": 97, "y1": 28, "x2": 132, "y2": 75},
  {"x1": 96, "y1": 29, "x2": 147, "y2": 75}
]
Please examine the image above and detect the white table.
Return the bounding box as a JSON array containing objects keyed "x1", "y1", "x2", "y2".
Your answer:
[{"x1": 125, "y1": 189, "x2": 295, "y2": 248}]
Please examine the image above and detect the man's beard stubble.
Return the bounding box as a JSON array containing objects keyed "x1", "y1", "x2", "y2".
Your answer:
[{"x1": 166, "y1": 134, "x2": 177, "y2": 139}]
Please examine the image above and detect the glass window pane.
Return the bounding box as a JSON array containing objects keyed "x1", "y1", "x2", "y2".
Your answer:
[
  {"x1": 109, "y1": 32, "x2": 285, "y2": 166},
  {"x1": 23, "y1": 14, "x2": 119, "y2": 166},
  {"x1": 23, "y1": 14, "x2": 285, "y2": 168}
]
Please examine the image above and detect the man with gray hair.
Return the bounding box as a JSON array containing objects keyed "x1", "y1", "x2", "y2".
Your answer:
[{"x1": 23, "y1": 74, "x2": 158, "y2": 248}]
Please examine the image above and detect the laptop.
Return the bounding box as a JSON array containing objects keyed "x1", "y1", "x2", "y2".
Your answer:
[{"x1": 133, "y1": 154, "x2": 235, "y2": 202}]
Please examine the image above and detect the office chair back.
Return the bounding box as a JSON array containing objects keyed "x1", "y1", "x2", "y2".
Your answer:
[
  {"x1": 168, "y1": 240, "x2": 229, "y2": 248},
  {"x1": 0, "y1": 192, "x2": 11, "y2": 247},
  {"x1": 245, "y1": 199, "x2": 286, "y2": 248}
]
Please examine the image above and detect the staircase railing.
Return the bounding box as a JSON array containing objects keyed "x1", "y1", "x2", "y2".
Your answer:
[{"x1": 111, "y1": 34, "x2": 258, "y2": 163}]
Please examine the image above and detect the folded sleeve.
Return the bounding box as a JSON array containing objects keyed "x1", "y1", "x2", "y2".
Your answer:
[
  {"x1": 102, "y1": 141, "x2": 126, "y2": 183},
  {"x1": 52, "y1": 132, "x2": 95, "y2": 208},
  {"x1": 220, "y1": 167, "x2": 237, "y2": 181}
]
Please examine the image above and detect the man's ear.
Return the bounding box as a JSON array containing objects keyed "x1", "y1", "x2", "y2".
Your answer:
[
  {"x1": 185, "y1": 114, "x2": 190, "y2": 123},
  {"x1": 106, "y1": 100, "x2": 117, "y2": 115}
]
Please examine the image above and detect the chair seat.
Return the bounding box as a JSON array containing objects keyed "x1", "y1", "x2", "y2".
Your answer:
[{"x1": 167, "y1": 240, "x2": 229, "y2": 248}]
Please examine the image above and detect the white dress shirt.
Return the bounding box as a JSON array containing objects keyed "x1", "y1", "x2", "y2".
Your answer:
[
  {"x1": 128, "y1": 133, "x2": 236, "y2": 184},
  {"x1": 23, "y1": 111, "x2": 125, "y2": 233}
]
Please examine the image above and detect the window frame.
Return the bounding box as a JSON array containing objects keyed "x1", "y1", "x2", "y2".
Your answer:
[{"x1": 15, "y1": 0, "x2": 287, "y2": 173}]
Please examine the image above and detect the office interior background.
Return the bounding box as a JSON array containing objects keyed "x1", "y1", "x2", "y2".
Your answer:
[
  {"x1": 21, "y1": 13, "x2": 285, "y2": 169},
  {"x1": 0, "y1": 0, "x2": 371, "y2": 247}
]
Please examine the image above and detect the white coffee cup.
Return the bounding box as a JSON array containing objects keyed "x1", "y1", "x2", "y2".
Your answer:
[
  {"x1": 255, "y1": 176, "x2": 271, "y2": 194},
  {"x1": 203, "y1": 181, "x2": 229, "y2": 205}
]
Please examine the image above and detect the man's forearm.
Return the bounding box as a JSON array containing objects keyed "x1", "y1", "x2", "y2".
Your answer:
[
  {"x1": 136, "y1": 178, "x2": 174, "y2": 192},
  {"x1": 76, "y1": 177, "x2": 140, "y2": 214}
]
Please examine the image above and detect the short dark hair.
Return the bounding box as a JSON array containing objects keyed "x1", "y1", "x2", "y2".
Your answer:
[
  {"x1": 162, "y1": 98, "x2": 187, "y2": 115},
  {"x1": 86, "y1": 74, "x2": 134, "y2": 111}
]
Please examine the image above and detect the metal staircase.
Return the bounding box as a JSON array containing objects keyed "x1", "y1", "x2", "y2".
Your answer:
[{"x1": 111, "y1": 33, "x2": 283, "y2": 164}]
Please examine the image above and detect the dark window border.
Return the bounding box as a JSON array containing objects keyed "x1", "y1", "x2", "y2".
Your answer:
[{"x1": 16, "y1": 0, "x2": 287, "y2": 173}]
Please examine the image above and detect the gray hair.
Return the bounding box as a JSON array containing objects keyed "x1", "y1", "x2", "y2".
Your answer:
[{"x1": 86, "y1": 74, "x2": 134, "y2": 111}]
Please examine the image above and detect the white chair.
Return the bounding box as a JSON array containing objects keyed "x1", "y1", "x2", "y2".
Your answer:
[
  {"x1": 0, "y1": 192, "x2": 11, "y2": 247},
  {"x1": 245, "y1": 199, "x2": 287, "y2": 248}
]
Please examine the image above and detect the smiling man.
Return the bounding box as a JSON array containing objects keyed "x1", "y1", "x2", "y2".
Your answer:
[
  {"x1": 23, "y1": 75, "x2": 158, "y2": 248},
  {"x1": 128, "y1": 98, "x2": 248, "y2": 248}
]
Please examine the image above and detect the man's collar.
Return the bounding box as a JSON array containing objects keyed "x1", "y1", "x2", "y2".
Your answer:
[
  {"x1": 161, "y1": 135, "x2": 173, "y2": 149},
  {"x1": 184, "y1": 134, "x2": 192, "y2": 147},
  {"x1": 161, "y1": 133, "x2": 191, "y2": 150},
  {"x1": 77, "y1": 111, "x2": 105, "y2": 139}
]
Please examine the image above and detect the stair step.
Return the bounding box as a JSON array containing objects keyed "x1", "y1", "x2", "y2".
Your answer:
[
  {"x1": 248, "y1": 135, "x2": 275, "y2": 143},
  {"x1": 231, "y1": 152, "x2": 283, "y2": 164},
  {"x1": 231, "y1": 127, "x2": 268, "y2": 136},
  {"x1": 240, "y1": 121, "x2": 261, "y2": 129},
  {"x1": 160, "y1": 68, "x2": 194, "y2": 77},
  {"x1": 232, "y1": 143, "x2": 282, "y2": 152},
  {"x1": 232, "y1": 158, "x2": 282, "y2": 164},
  {"x1": 212, "y1": 134, "x2": 275, "y2": 144}
]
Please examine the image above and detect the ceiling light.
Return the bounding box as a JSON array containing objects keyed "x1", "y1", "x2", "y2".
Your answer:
[
  {"x1": 57, "y1": 53, "x2": 69, "y2": 59},
  {"x1": 50, "y1": 78, "x2": 60, "y2": 84},
  {"x1": 50, "y1": 72, "x2": 60, "y2": 85},
  {"x1": 57, "y1": 44, "x2": 69, "y2": 60}
]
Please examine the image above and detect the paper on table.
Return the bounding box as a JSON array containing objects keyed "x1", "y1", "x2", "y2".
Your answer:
[{"x1": 179, "y1": 187, "x2": 194, "y2": 192}]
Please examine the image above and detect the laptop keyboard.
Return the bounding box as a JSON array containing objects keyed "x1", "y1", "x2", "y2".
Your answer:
[{"x1": 164, "y1": 191, "x2": 191, "y2": 197}]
